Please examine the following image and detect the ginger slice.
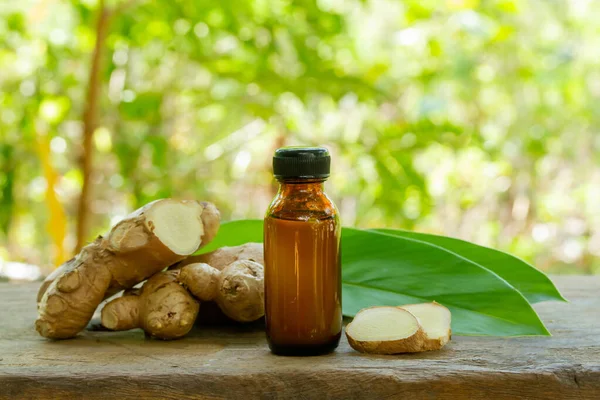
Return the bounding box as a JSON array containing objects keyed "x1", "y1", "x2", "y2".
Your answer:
[
  {"x1": 400, "y1": 302, "x2": 452, "y2": 351},
  {"x1": 345, "y1": 307, "x2": 427, "y2": 354}
]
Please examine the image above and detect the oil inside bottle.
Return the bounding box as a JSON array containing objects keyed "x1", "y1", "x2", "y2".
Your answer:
[{"x1": 264, "y1": 215, "x2": 342, "y2": 355}]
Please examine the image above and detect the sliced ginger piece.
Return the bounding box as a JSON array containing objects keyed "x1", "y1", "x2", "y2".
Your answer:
[
  {"x1": 400, "y1": 302, "x2": 451, "y2": 351},
  {"x1": 345, "y1": 307, "x2": 427, "y2": 354}
]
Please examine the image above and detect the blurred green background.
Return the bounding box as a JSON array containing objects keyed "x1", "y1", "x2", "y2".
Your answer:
[{"x1": 1, "y1": 0, "x2": 599, "y2": 278}]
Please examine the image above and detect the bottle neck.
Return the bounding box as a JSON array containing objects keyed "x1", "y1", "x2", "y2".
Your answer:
[{"x1": 277, "y1": 179, "x2": 326, "y2": 195}]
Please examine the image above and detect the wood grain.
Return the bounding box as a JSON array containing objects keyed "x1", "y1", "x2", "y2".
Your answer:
[{"x1": 1, "y1": 276, "x2": 599, "y2": 399}]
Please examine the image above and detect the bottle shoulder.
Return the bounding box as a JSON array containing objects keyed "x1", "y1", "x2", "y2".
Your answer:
[{"x1": 266, "y1": 191, "x2": 339, "y2": 222}]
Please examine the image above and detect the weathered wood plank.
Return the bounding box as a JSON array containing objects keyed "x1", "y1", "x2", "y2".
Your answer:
[{"x1": 0, "y1": 276, "x2": 599, "y2": 399}]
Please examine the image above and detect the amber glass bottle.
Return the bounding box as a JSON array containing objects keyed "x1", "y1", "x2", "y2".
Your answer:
[{"x1": 264, "y1": 147, "x2": 342, "y2": 356}]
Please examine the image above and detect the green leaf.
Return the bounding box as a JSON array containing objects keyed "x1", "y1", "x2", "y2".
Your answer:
[
  {"x1": 372, "y1": 229, "x2": 566, "y2": 304},
  {"x1": 343, "y1": 228, "x2": 549, "y2": 336},
  {"x1": 199, "y1": 220, "x2": 551, "y2": 336},
  {"x1": 198, "y1": 219, "x2": 264, "y2": 253}
]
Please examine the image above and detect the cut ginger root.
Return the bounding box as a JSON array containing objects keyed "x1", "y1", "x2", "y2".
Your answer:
[
  {"x1": 36, "y1": 199, "x2": 220, "y2": 339},
  {"x1": 400, "y1": 302, "x2": 452, "y2": 351},
  {"x1": 345, "y1": 307, "x2": 427, "y2": 354},
  {"x1": 345, "y1": 303, "x2": 451, "y2": 355}
]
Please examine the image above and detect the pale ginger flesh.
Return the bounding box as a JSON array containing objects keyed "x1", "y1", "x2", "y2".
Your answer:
[
  {"x1": 345, "y1": 307, "x2": 427, "y2": 354},
  {"x1": 400, "y1": 302, "x2": 452, "y2": 350}
]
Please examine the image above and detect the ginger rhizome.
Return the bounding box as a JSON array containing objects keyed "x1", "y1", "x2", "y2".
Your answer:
[
  {"x1": 100, "y1": 243, "x2": 265, "y2": 339},
  {"x1": 345, "y1": 303, "x2": 452, "y2": 354},
  {"x1": 179, "y1": 259, "x2": 264, "y2": 322},
  {"x1": 101, "y1": 270, "x2": 200, "y2": 340},
  {"x1": 175, "y1": 243, "x2": 265, "y2": 324},
  {"x1": 36, "y1": 199, "x2": 220, "y2": 339}
]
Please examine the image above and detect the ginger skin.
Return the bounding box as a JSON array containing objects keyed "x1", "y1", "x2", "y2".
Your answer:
[
  {"x1": 100, "y1": 243, "x2": 265, "y2": 339},
  {"x1": 101, "y1": 258, "x2": 264, "y2": 339},
  {"x1": 101, "y1": 270, "x2": 200, "y2": 340},
  {"x1": 36, "y1": 199, "x2": 220, "y2": 339},
  {"x1": 179, "y1": 259, "x2": 264, "y2": 322},
  {"x1": 174, "y1": 243, "x2": 265, "y2": 325}
]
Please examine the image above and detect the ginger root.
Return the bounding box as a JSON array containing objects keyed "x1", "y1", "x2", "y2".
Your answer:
[
  {"x1": 179, "y1": 259, "x2": 264, "y2": 322},
  {"x1": 101, "y1": 270, "x2": 200, "y2": 340},
  {"x1": 36, "y1": 199, "x2": 220, "y2": 339},
  {"x1": 173, "y1": 243, "x2": 265, "y2": 325},
  {"x1": 100, "y1": 243, "x2": 264, "y2": 338},
  {"x1": 345, "y1": 303, "x2": 451, "y2": 354},
  {"x1": 101, "y1": 259, "x2": 264, "y2": 339},
  {"x1": 37, "y1": 260, "x2": 72, "y2": 304}
]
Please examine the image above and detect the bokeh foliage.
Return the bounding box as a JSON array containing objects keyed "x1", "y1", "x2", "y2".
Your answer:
[{"x1": 0, "y1": 0, "x2": 599, "y2": 274}]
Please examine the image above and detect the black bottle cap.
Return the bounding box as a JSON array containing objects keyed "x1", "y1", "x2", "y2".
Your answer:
[{"x1": 273, "y1": 147, "x2": 331, "y2": 180}]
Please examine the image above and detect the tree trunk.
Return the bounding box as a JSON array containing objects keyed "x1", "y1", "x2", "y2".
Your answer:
[{"x1": 75, "y1": 0, "x2": 110, "y2": 251}]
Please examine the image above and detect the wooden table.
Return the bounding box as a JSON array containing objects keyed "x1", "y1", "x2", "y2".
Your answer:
[{"x1": 1, "y1": 276, "x2": 599, "y2": 399}]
